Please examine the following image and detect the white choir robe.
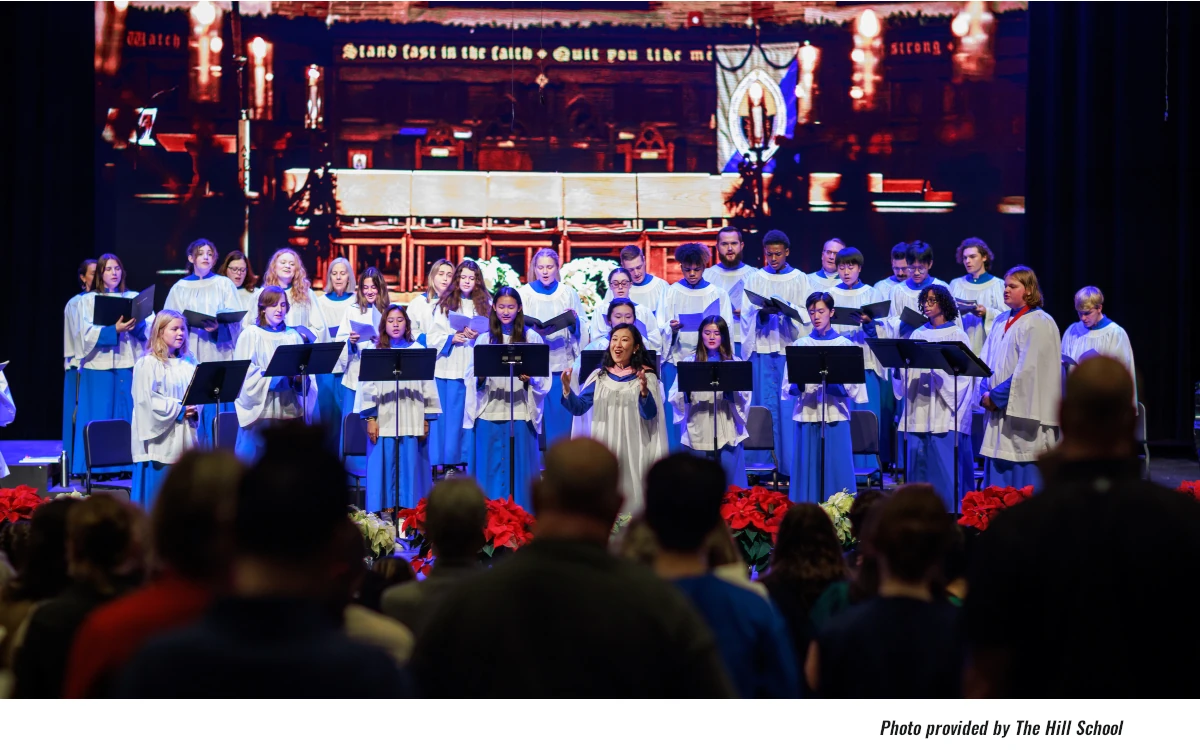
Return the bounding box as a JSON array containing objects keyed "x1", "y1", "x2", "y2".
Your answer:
[
  {"x1": 782, "y1": 332, "x2": 868, "y2": 504},
  {"x1": 978, "y1": 308, "x2": 1062, "y2": 490},
  {"x1": 703, "y1": 263, "x2": 756, "y2": 355},
  {"x1": 232, "y1": 287, "x2": 258, "y2": 312},
  {"x1": 353, "y1": 340, "x2": 442, "y2": 512},
  {"x1": 949, "y1": 274, "x2": 1006, "y2": 355},
  {"x1": 73, "y1": 291, "x2": 151, "y2": 475},
  {"x1": 0, "y1": 372, "x2": 14, "y2": 480},
  {"x1": 406, "y1": 293, "x2": 437, "y2": 342},
  {"x1": 892, "y1": 323, "x2": 976, "y2": 510},
  {"x1": 829, "y1": 282, "x2": 890, "y2": 475},
  {"x1": 565, "y1": 369, "x2": 669, "y2": 516},
  {"x1": 1061, "y1": 318, "x2": 1137, "y2": 405},
  {"x1": 233, "y1": 324, "x2": 317, "y2": 463},
  {"x1": 601, "y1": 274, "x2": 670, "y2": 319},
  {"x1": 807, "y1": 269, "x2": 841, "y2": 291},
  {"x1": 568, "y1": 338, "x2": 668, "y2": 438},
  {"x1": 241, "y1": 286, "x2": 330, "y2": 343},
  {"x1": 828, "y1": 283, "x2": 887, "y2": 380},
  {"x1": 334, "y1": 304, "x2": 382, "y2": 400},
  {"x1": 463, "y1": 329, "x2": 550, "y2": 510},
  {"x1": 586, "y1": 302, "x2": 664, "y2": 356},
  {"x1": 131, "y1": 355, "x2": 201, "y2": 507},
  {"x1": 886, "y1": 278, "x2": 953, "y2": 338},
  {"x1": 667, "y1": 375, "x2": 750, "y2": 488},
  {"x1": 518, "y1": 281, "x2": 590, "y2": 449},
  {"x1": 425, "y1": 300, "x2": 480, "y2": 467},
  {"x1": 316, "y1": 291, "x2": 355, "y2": 346},
  {"x1": 873, "y1": 275, "x2": 904, "y2": 300},
  {"x1": 743, "y1": 266, "x2": 811, "y2": 470},
  {"x1": 657, "y1": 282, "x2": 732, "y2": 450},
  {"x1": 164, "y1": 274, "x2": 242, "y2": 363}
]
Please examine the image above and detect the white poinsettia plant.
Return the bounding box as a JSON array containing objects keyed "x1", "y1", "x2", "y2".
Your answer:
[
  {"x1": 473, "y1": 257, "x2": 522, "y2": 295},
  {"x1": 350, "y1": 509, "x2": 402, "y2": 558},
  {"x1": 561, "y1": 257, "x2": 619, "y2": 315},
  {"x1": 819, "y1": 489, "x2": 856, "y2": 548}
]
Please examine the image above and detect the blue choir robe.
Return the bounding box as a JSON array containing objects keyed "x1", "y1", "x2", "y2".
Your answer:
[
  {"x1": 893, "y1": 322, "x2": 976, "y2": 510},
  {"x1": 979, "y1": 308, "x2": 1062, "y2": 491},
  {"x1": 425, "y1": 299, "x2": 481, "y2": 467},
  {"x1": 463, "y1": 329, "x2": 550, "y2": 510},
  {"x1": 658, "y1": 279, "x2": 732, "y2": 451},
  {"x1": 783, "y1": 331, "x2": 868, "y2": 503},
  {"x1": 517, "y1": 280, "x2": 590, "y2": 450},
  {"x1": 949, "y1": 273, "x2": 1005, "y2": 355},
  {"x1": 232, "y1": 324, "x2": 317, "y2": 463},
  {"x1": 72, "y1": 291, "x2": 150, "y2": 475},
  {"x1": 742, "y1": 265, "x2": 811, "y2": 471},
  {"x1": 563, "y1": 369, "x2": 668, "y2": 516},
  {"x1": 667, "y1": 371, "x2": 750, "y2": 489},
  {"x1": 354, "y1": 340, "x2": 441, "y2": 512},
  {"x1": 315, "y1": 291, "x2": 356, "y2": 453},
  {"x1": 131, "y1": 355, "x2": 201, "y2": 507}
]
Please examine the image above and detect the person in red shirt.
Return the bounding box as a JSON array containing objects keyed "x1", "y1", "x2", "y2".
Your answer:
[{"x1": 63, "y1": 450, "x2": 242, "y2": 698}]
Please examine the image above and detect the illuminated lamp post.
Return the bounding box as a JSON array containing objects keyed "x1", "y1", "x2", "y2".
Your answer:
[
  {"x1": 96, "y1": 0, "x2": 129, "y2": 77},
  {"x1": 796, "y1": 41, "x2": 820, "y2": 125},
  {"x1": 850, "y1": 9, "x2": 883, "y2": 111},
  {"x1": 189, "y1": 0, "x2": 222, "y2": 103},
  {"x1": 248, "y1": 37, "x2": 274, "y2": 120},
  {"x1": 305, "y1": 65, "x2": 325, "y2": 130},
  {"x1": 952, "y1": 0, "x2": 995, "y2": 82}
]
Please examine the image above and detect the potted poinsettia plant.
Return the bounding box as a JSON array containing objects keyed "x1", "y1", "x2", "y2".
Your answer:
[
  {"x1": 349, "y1": 508, "x2": 401, "y2": 560},
  {"x1": 398, "y1": 497, "x2": 537, "y2": 576},
  {"x1": 1177, "y1": 480, "x2": 1200, "y2": 500},
  {"x1": 0, "y1": 485, "x2": 52, "y2": 524},
  {"x1": 720, "y1": 485, "x2": 792, "y2": 574},
  {"x1": 957, "y1": 485, "x2": 1034, "y2": 531},
  {"x1": 819, "y1": 490, "x2": 857, "y2": 549}
]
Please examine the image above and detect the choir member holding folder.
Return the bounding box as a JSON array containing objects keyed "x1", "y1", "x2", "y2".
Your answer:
[
  {"x1": 743, "y1": 230, "x2": 810, "y2": 471},
  {"x1": 668, "y1": 316, "x2": 750, "y2": 487},
  {"x1": 892, "y1": 285, "x2": 975, "y2": 509},
  {"x1": 240, "y1": 249, "x2": 328, "y2": 344},
  {"x1": 428, "y1": 260, "x2": 490, "y2": 471},
  {"x1": 785, "y1": 292, "x2": 868, "y2": 504},
  {"x1": 978, "y1": 267, "x2": 1062, "y2": 490},
  {"x1": 131, "y1": 311, "x2": 200, "y2": 507},
  {"x1": 233, "y1": 286, "x2": 315, "y2": 463},
  {"x1": 561, "y1": 322, "x2": 667, "y2": 516},
  {"x1": 518, "y1": 249, "x2": 589, "y2": 449},
  {"x1": 703, "y1": 227, "x2": 755, "y2": 358},
  {"x1": 355, "y1": 304, "x2": 441, "y2": 511},
  {"x1": 659, "y1": 243, "x2": 733, "y2": 451},
  {"x1": 463, "y1": 288, "x2": 550, "y2": 511},
  {"x1": 73, "y1": 254, "x2": 152, "y2": 476},
  {"x1": 62, "y1": 259, "x2": 95, "y2": 472},
  {"x1": 1061, "y1": 286, "x2": 1137, "y2": 405},
  {"x1": 886, "y1": 241, "x2": 951, "y2": 339},
  {"x1": 334, "y1": 267, "x2": 390, "y2": 429},
  {"x1": 948, "y1": 238, "x2": 1005, "y2": 355},
  {"x1": 217, "y1": 250, "x2": 259, "y2": 312}
]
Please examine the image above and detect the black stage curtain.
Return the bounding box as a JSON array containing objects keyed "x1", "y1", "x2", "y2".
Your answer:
[
  {"x1": 0, "y1": 3, "x2": 96, "y2": 440},
  {"x1": 1027, "y1": 2, "x2": 1199, "y2": 448}
]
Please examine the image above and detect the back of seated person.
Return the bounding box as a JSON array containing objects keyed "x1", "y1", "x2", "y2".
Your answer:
[
  {"x1": 644, "y1": 453, "x2": 799, "y2": 699},
  {"x1": 116, "y1": 425, "x2": 410, "y2": 698},
  {"x1": 808, "y1": 484, "x2": 963, "y2": 698}
]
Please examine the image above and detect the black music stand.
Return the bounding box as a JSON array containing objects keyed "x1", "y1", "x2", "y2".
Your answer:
[
  {"x1": 473, "y1": 343, "x2": 550, "y2": 501},
  {"x1": 925, "y1": 340, "x2": 992, "y2": 511},
  {"x1": 183, "y1": 360, "x2": 251, "y2": 407},
  {"x1": 785, "y1": 345, "x2": 865, "y2": 498},
  {"x1": 676, "y1": 361, "x2": 753, "y2": 463},
  {"x1": 360, "y1": 348, "x2": 437, "y2": 525},
  {"x1": 264, "y1": 342, "x2": 345, "y2": 424}
]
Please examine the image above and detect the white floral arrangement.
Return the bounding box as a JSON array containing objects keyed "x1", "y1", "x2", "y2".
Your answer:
[
  {"x1": 350, "y1": 509, "x2": 402, "y2": 558},
  {"x1": 473, "y1": 257, "x2": 523, "y2": 295},
  {"x1": 561, "y1": 257, "x2": 618, "y2": 315},
  {"x1": 819, "y1": 490, "x2": 856, "y2": 548}
]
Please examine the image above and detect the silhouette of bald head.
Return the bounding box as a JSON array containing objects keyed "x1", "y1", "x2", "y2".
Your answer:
[
  {"x1": 533, "y1": 438, "x2": 622, "y2": 525},
  {"x1": 1060, "y1": 356, "x2": 1136, "y2": 452}
]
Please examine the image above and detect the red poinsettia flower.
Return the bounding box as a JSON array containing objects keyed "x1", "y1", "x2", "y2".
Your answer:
[
  {"x1": 409, "y1": 554, "x2": 434, "y2": 577},
  {"x1": 1176, "y1": 481, "x2": 1200, "y2": 500},
  {"x1": 396, "y1": 499, "x2": 429, "y2": 534},
  {"x1": 720, "y1": 495, "x2": 766, "y2": 531},
  {"x1": 0, "y1": 486, "x2": 46, "y2": 524},
  {"x1": 760, "y1": 499, "x2": 792, "y2": 539},
  {"x1": 958, "y1": 485, "x2": 1030, "y2": 531}
]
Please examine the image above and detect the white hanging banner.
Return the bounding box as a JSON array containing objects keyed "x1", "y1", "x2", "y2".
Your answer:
[{"x1": 716, "y1": 42, "x2": 798, "y2": 173}]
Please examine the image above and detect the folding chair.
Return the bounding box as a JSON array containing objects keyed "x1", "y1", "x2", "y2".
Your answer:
[
  {"x1": 1135, "y1": 402, "x2": 1150, "y2": 479},
  {"x1": 213, "y1": 411, "x2": 239, "y2": 451},
  {"x1": 84, "y1": 419, "x2": 132, "y2": 494},
  {"x1": 850, "y1": 410, "x2": 883, "y2": 488},
  {"x1": 342, "y1": 412, "x2": 369, "y2": 503},
  {"x1": 743, "y1": 406, "x2": 779, "y2": 490}
]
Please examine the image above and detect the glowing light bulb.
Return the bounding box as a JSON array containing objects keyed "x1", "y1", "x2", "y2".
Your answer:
[
  {"x1": 113, "y1": 0, "x2": 129, "y2": 12},
  {"x1": 307, "y1": 65, "x2": 321, "y2": 82},
  {"x1": 856, "y1": 9, "x2": 880, "y2": 39},
  {"x1": 799, "y1": 43, "x2": 817, "y2": 66},
  {"x1": 851, "y1": 49, "x2": 865, "y2": 63},
  {"x1": 251, "y1": 36, "x2": 267, "y2": 60},
  {"x1": 850, "y1": 87, "x2": 864, "y2": 100},
  {"x1": 748, "y1": 80, "x2": 764, "y2": 105},
  {"x1": 952, "y1": 12, "x2": 970, "y2": 37},
  {"x1": 209, "y1": 35, "x2": 223, "y2": 54},
  {"x1": 191, "y1": 0, "x2": 216, "y2": 27}
]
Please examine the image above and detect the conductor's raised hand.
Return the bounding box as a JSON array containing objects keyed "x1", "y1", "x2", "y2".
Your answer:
[
  {"x1": 560, "y1": 367, "x2": 573, "y2": 397},
  {"x1": 637, "y1": 368, "x2": 649, "y2": 398}
]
